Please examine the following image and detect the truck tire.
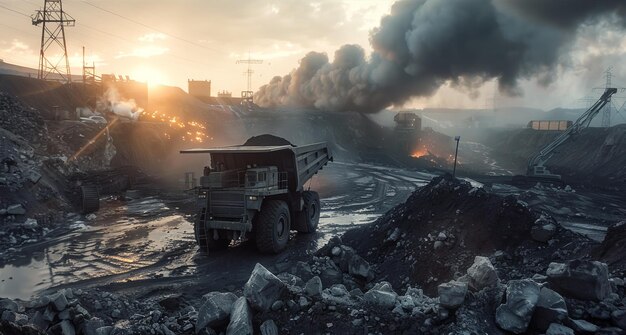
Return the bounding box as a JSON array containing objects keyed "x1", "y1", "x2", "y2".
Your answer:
[
  {"x1": 81, "y1": 185, "x2": 100, "y2": 214},
  {"x1": 295, "y1": 191, "x2": 320, "y2": 233},
  {"x1": 255, "y1": 200, "x2": 290, "y2": 253},
  {"x1": 194, "y1": 209, "x2": 229, "y2": 252}
]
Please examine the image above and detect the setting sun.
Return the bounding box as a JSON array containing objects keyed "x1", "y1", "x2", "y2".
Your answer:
[{"x1": 131, "y1": 66, "x2": 167, "y2": 86}]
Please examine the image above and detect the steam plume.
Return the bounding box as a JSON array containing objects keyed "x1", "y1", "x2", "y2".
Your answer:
[
  {"x1": 255, "y1": 0, "x2": 626, "y2": 112},
  {"x1": 100, "y1": 87, "x2": 144, "y2": 120}
]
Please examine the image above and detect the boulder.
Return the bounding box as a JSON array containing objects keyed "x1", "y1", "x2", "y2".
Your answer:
[
  {"x1": 49, "y1": 292, "x2": 68, "y2": 312},
  {"x1": 531, "y1": 215, "x2": 558, "y2": 242},
  {"x1": 566, "y1": 319, "x2": 599, "y2": 334},
  {"x1": 260, "y1": 320, "x2": 278, "y2": 335},
  {"x1": 466, "y1": 256, "x2": 499, "y2": 291},
  {"x1": 196, "y1": 292, "x2": 238, "y2": 332},
  {"x1": 546, "y1": 260, "x2": 611, "y2": 301},
  {"x1": 546, "y1": 323, "x2": 574, "y2": 335},
  {"x1": 364, "y1": 287, "x2": 397, "y2": 309},
  {"x1": 495, "y1": 279, "x2": 541, "y2": 334},
  {"x1": 437, "y1": 280, "x2": 468, "y2": 309},
  {"x1": 7, "y1": 204, "x2": 25, "y2": 215},
  {"x1": 530, "y1": 287, "x2": 568, "y2": 332},
  {"x1": 83, "y1": 317, "x2": 106, "y2": 335},
  {"x1": 304, "y1": 276, "x2": 322, "y2": 297},
  {"x1": 226, "y1": 297, "x2": 253, "y2": 335},
  {"x1": 348, "y1": 253, "x2": 372, "y2": 280},
  {"x1": 612, "y1": 310, "x2": 626, "y2": 330},
  {"x1": 0, "y1": 298, "x2": 18, "y2": 312},
  {"x1": 319, "y1": 266, "x2": 343, "y2": 287},
  {"x1": 243, "y1": 263, "x2": 286, "y2": 311}
]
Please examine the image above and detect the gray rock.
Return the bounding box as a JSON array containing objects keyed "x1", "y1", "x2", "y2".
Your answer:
[
  {"x1": 348, "y1": 254, "x2": 372, "y2": 280},
  {"x1": 364, "y1": 288, "x2": 397, "y2": 309},
  {"x1": 7, "y1": 204, "x2": 25, "y2": 215},
  {"x1": 433, "y1": 241, "x2": 443, "y2": 250},
  {"x1": 546, "y1": 323, "x2": 574, "y2": 335},
  {"x1": 243, "y1": 263, "x2": 286, "y2": 311},
  {"x1": 276, "y1": 273, "x2": 303, "y2": 287},
  {"x1": 319, "y1": 266, "x2": 343, "y2": 287},
  {"x1": 84, "y1": 317, "x2": 106, "y2": 335},
  {"x1": 466, "y1": 256, "x2": 498, "y2": 291},
  {"x1": 30, "y1": 310, "x2": 49, "y2": 331},
  {"x1": 226, "y1": 297, "x2": 253, "y2": 335},
  {"x1": 1, "y1": 310, "x2": 15, "y2": 322},
  {"x1": 111, "y1": 309, "x2": 121, "y2": 318},
  {"x1": 438, "y1": 280, "x2": 468, "y2": 309},
  {"x1": 196, "y1": 292, "x2": 238, "y2": 332},
  {"x1": 59, "y1": 320, "x2": 76, "y2": 335},
  {"x1": 291, "y1": 261, "x2": 313, "y2": 282},
  {"x1": 330, "y1": 284, "x2": 349, "y2": 297},
  {"x1": 566, "y1": 319, "x2": 599, "y2": 334},
  {"x1": 270, "y1": 300, "x2": 284, "y2": 311},
  {"x1": 304, "y1": 276, "x2": 322, "y2": 297},
  {"x1": 96, "y1": 326, "x2": 113, "y2": 335},
  {"x1": 49, "y1": 291, "x2": 68, "y2": 311},
  {"x1": 530, "y1": 287, "x2": 568, "y2": 332},
  {"x1": 546, "y1": 260, "x2": 611, "y2": 301},
  {"x1": 612, "y1": 310, "x2": 626, "y2": 330},
  {"x1": 495, "y1": 279, "x2": 541, "y2": 334},
  {"x1": 0, "y1": 298, "x2": 18, "y2": 312},
  {"x1": 58, "y1": 308, "x2": 71, "y2": 320},
  {"x1": 596, "y1": 327, "x2": 626, "y2": 335},
  {"x1": 532, "y1": 215, "x2": 557, "y2": 242},
  {"x1": 260, "y1": 319, "x2": 278, "y2": 335}
]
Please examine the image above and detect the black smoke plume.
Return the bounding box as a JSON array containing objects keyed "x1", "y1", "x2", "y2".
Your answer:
[{"x1": 254, "y1": 0, "x2": 626, "y2": 112}]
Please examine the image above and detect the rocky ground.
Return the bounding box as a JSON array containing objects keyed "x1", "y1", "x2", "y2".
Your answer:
[{"x1": 1, "y1": 176, "x2": 625, "y2": 335}]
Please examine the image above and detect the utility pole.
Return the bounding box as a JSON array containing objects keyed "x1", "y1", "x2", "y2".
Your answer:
[
  {"x1": 236, "y1": 53, "x2": 263, "y2": 103},
  {"x1": 452, "y1": 136, "x2": 460, "y2": 178},
  {"x1": 32, "y1": 0, "x2": 75, "y2": 82}
]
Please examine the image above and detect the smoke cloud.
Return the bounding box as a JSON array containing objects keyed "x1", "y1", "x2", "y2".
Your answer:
[
  {"x1": 100, "y1": 87, "x2": 144, "y2": 120},
  {"x1": 255, "y1": 0, "x2": 626, "y2": 112}
]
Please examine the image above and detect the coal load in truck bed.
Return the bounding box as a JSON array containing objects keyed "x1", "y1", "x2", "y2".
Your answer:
[{"x1": 242, "y1": 134, "x2": 296, "y2": 147}]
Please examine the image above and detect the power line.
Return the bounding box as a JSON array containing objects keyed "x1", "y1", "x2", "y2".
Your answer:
[
  {"x1": 80, "y1": 0, "x2": 224, "y2": 55},
  {"x1": 0, "y1": 4, "x2": 30, "y2": 17}
]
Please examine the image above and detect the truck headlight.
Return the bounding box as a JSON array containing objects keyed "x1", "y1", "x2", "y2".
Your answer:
[{"x1": 248, "y1": 196, "x2": 258, "y2": 201}]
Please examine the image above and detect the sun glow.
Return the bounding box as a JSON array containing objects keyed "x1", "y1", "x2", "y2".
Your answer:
[{"x1": 131, "y1": 66, "x2": 168, "y2": 87}]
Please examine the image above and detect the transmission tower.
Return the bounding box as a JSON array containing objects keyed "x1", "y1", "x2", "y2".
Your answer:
[
  {"x1": 82, "y1": 46, "x2": 96, "y2": 84},
  {"x1": 31, "y1": 0, "x2": 75, "y2": 82},
  {"x1": 236, "y1": 54, "x2": 263, "y2": 103},
  {"x1": 594, "y1": 67, "x2": 626, "y2": 127}
]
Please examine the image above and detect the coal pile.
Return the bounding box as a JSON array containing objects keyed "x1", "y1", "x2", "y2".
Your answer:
[
  {"x1": 242, "y1": 134, "x2": 295, "y2": 147},
  {"x1": 341, "y1": 174, "x2": 596, "y2": 295}
]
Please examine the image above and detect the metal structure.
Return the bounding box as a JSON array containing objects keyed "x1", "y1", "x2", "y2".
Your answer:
[
  {"x1": 236, "y1": 55, "x2": 263, "y2": 103},
  {"x1": 82, "y1": 46, "x2": 96, "y2": 84},
  {"x1": 181, "y1": 141, "x2": 332, "y2": 254},
  {"x1": 527, "y1": 88, "x2": 617, "y2": 179},
  {"x1": 452, "y1": 136, "x2": 460, "y2": 177},
  {"x1": 32, "y1": 0, "x2": 75, "y2": 82},
  {"x1": 594, "y1": 67, "x2": 626, "y2": 128}
]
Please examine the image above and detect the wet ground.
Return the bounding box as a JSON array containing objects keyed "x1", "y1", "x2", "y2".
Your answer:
[
  {"x1": 0, "y1": 162, "x2": 434, "y2": 300},
  {"x1": 1, "y1": 158, "x2": 624, "y2": 302}
]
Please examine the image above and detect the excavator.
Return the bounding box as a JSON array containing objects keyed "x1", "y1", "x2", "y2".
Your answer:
[{"x1": 526, "y1": 87, "x2": 617, "y2": 180}]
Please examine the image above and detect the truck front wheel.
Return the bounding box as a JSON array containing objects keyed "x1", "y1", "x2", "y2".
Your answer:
[
  {"x1": 255, "y1": 200, "x2": 290, "y2": 253},
  {"x1": 294, "y1": 191, "x2": 320, "y2": 233}
]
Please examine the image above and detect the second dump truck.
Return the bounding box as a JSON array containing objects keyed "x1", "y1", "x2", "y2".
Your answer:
[{"x1": 181, "y1": 138, "x2": 332, "y2": 253}]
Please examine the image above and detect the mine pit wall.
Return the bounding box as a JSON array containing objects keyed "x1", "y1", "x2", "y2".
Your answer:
[{"x1": 484, "y1": 125, "x2": 626, "y2": 188}]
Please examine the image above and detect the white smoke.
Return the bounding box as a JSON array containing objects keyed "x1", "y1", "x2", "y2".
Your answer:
[{"x1": 100, "y1": 87, "x2": 144, "y2": 120}]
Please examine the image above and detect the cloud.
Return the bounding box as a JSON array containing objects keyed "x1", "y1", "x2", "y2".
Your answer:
[
  {"x1": 138, "y1": 33, "x2": 167, "y2": 42},
  {"x1": 115, "y1": 46, "x2": 169, "y2": 59}
]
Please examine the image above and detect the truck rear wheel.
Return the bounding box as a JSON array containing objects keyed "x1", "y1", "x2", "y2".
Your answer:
[
  {"x1": 255, "y1": 200, "x2": 290, "y2": 253},
  {"x1": 295, "y1": 191, "x2": 320, "y2": 233},
  {"x1": 194, "y1": 210, "x2": 230, "y2": 252}
]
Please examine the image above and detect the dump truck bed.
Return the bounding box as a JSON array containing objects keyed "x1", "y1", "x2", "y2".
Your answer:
[{"x1": 181, "y1": 142, "x2": 332, "y2": 191}]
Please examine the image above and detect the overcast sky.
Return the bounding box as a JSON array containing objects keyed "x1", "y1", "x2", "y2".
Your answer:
[{"x1": 1, "y1": 0, "x2": 625, "y2": 112}]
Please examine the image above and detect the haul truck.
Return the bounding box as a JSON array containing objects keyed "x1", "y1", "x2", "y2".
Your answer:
[{"x1": 180, "y1": 141, "x2": 332, "y2": 253}]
